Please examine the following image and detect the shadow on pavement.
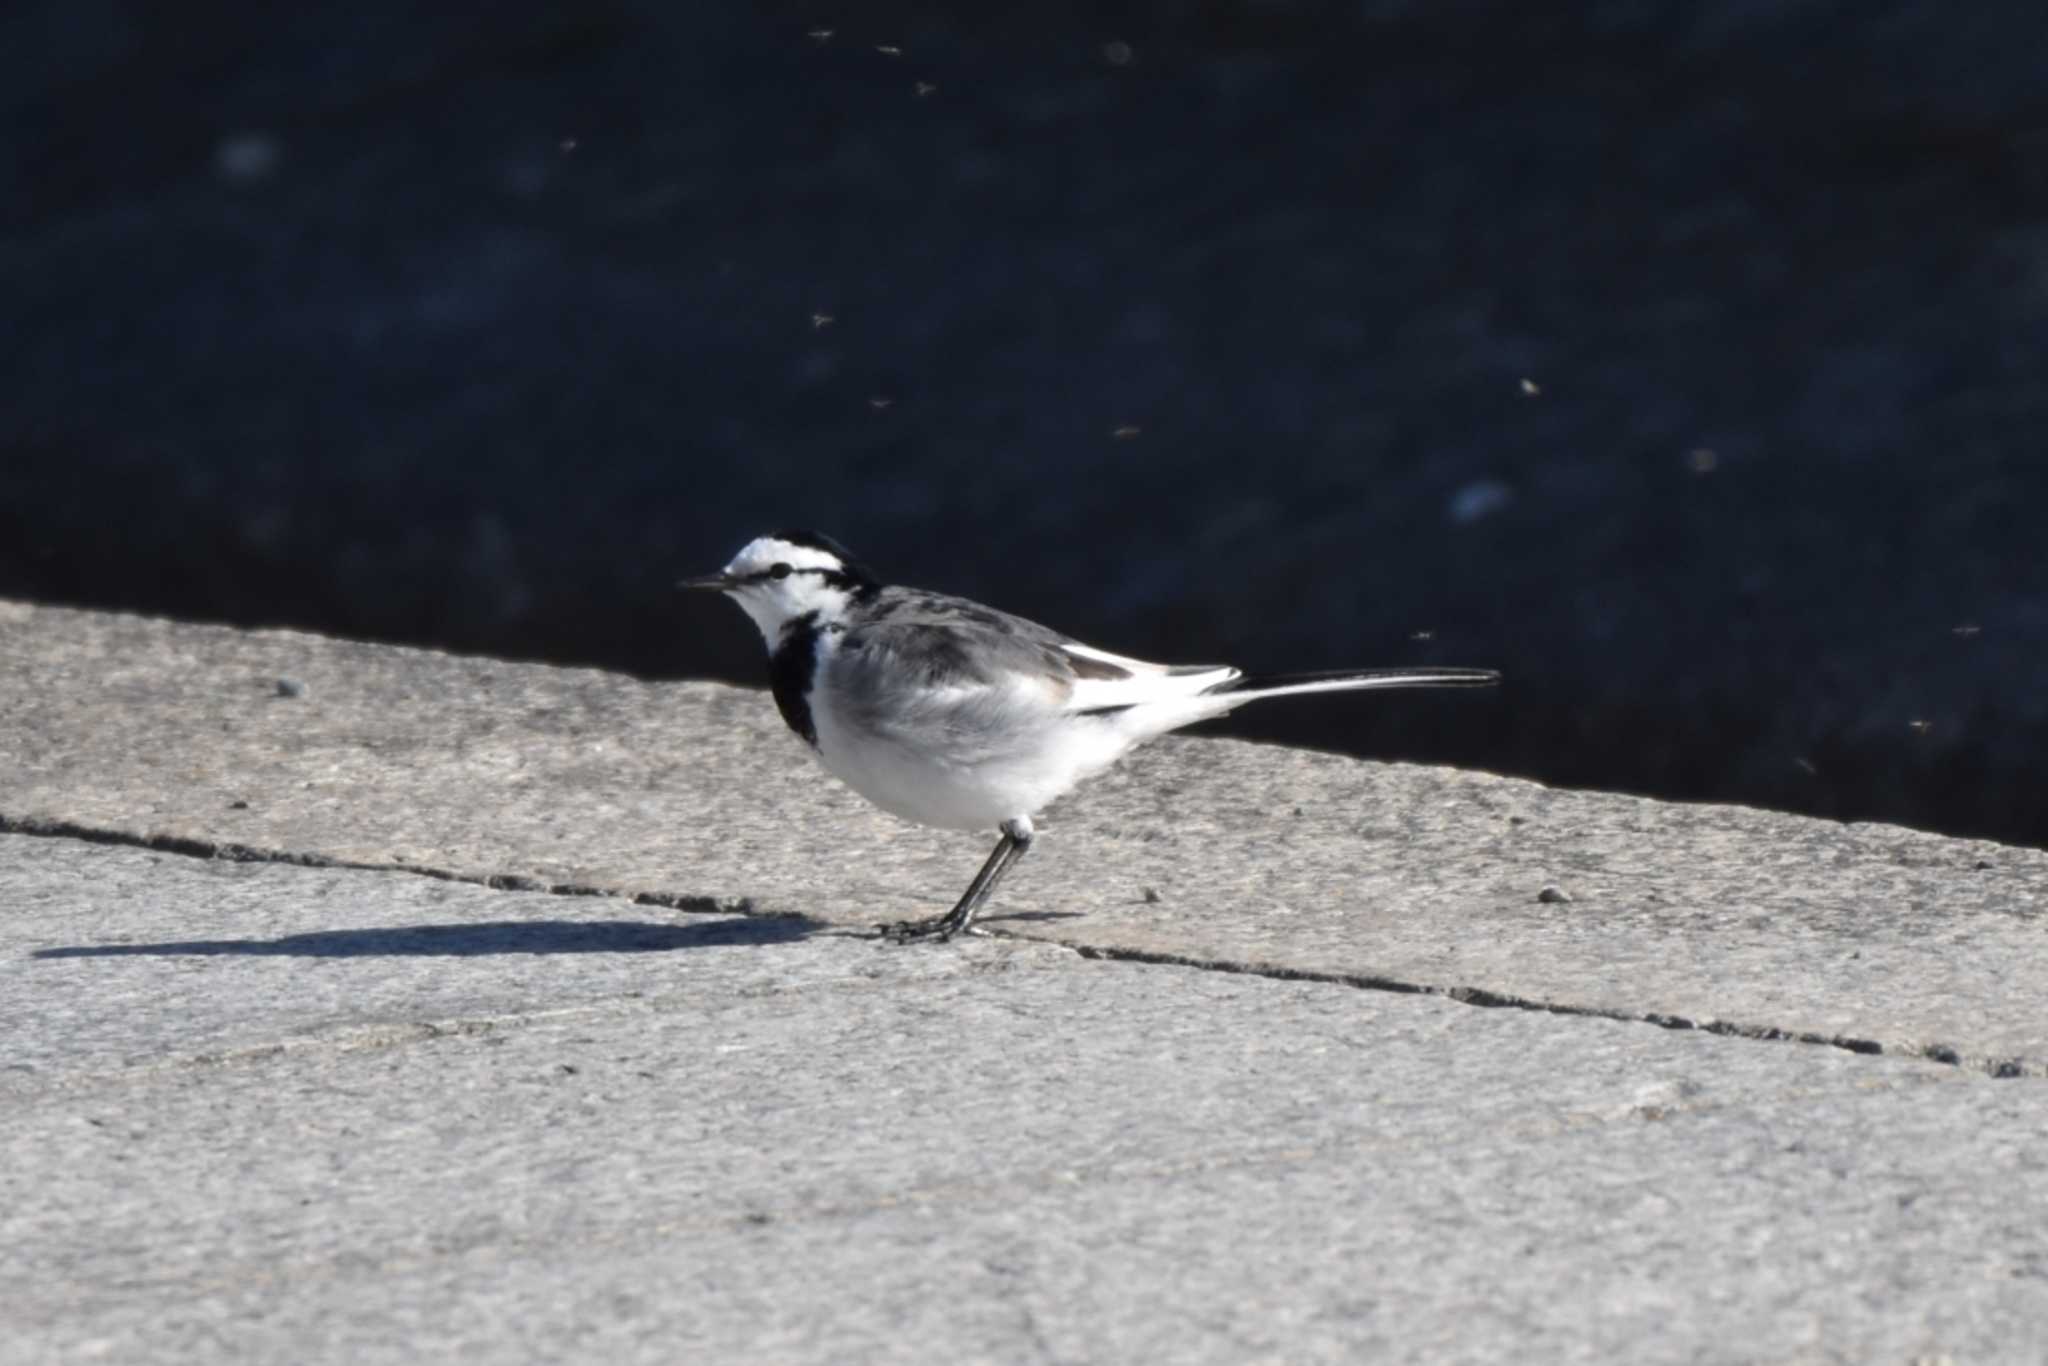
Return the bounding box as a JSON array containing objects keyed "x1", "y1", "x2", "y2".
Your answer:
[{"x1": 31, "y1": 916, "x2": 815, "y2": 959}]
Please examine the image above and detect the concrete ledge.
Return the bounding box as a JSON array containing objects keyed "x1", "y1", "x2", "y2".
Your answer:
[
  {"x1": 4, "y1": 600, "x2": 2043, "y2": 1073},
  {"x1": 3, "y1": 601, "x2": 2045, "y2": 1362}
]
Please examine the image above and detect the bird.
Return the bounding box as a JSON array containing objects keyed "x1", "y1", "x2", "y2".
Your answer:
[{"x1": 681, "y1": 531, "x2": 1499, "y2": 943}]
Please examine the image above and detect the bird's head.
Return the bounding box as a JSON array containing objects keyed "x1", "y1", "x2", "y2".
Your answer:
[{"x1": 680, "y1": 531, "x2": 877, "y2": 647}]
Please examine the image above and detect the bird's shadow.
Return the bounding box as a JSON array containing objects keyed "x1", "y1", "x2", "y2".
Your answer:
[{"x1": 32, "y1": 916, "x2": 816, "y2": 960}]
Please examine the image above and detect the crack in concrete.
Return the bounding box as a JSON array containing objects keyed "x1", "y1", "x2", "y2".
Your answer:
[
  {"x1": 1054, "y1": 941, "x2": 2036, "y2": 1080},
  {"x1": 0, "y1": 813, "x2": 756, "y2": 916},
  {"x1": 6, "y1": 811, "x2": 2035, "y2": 1082}
]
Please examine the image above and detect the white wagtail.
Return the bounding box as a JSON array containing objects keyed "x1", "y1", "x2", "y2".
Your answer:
[{"x1": 682, "y1": 531, "x2": 1499, "y2": 942}]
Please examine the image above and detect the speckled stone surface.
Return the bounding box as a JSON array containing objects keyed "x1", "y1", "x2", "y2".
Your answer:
[
  {"x1": 5, "y1": 838, "x2": 2046, "y2": 1365},
  {"x1": 3, "y1": 604, "x2": 2047, "y2": 1362},
  {"x1": 3, "y1": 602, "x2": 2043, "y2": 1073}
]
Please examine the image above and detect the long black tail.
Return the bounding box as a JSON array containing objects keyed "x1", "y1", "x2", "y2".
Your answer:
[{"x1": 1206, "y1": 666, "x2": 1501, "y2": 701}]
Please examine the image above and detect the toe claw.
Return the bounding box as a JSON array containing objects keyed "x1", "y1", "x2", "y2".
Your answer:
[{"x1": 876, "y1": 915, "x2": 961, "y2": 945}]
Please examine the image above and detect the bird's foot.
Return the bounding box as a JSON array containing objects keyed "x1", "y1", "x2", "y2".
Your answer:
[{"x1": 876, "y1": 913, "x2": 975, "y2": 945}]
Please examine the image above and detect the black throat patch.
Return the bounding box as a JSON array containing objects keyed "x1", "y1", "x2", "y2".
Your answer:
[{"x1": 769, "y1": 612, "x2": 822, "y2": 748}]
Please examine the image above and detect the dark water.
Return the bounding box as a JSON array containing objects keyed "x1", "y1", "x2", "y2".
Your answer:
[{"x1": 6, "y1": 2, "x2": 2045, "y2": 846}]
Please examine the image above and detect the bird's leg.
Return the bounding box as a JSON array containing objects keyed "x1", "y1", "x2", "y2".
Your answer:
[{"x1": 880, "y1": 818, "x2": 1035, "y2": 944}]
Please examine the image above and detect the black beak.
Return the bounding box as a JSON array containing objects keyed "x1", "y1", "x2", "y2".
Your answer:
[{"x1": 676, "y1": 573, "x2": 735, "y2": 593}]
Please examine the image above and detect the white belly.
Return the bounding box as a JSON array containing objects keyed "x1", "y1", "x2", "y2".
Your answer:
[{"x1": 808, "y1": 666, "x2": 1131, "y2": 832}]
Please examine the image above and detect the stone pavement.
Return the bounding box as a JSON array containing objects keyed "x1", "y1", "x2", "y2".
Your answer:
[{"x1": 2, "y1": 602, "x2": 2044, "y2": 1362}]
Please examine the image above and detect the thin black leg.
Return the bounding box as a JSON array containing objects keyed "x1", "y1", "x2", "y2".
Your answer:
[{"x1": 880, "y1": 818, "x2": 1035, "y2": 944}]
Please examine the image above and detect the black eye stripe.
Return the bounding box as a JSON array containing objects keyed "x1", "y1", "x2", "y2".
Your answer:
[{"x1": 747, "y1": 564, "x2": 832, "y2": 585}]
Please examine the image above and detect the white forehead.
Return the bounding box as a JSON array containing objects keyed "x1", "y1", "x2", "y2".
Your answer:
[{"x1": 723, "y1": 536, "x2": 844, "y2": 578}]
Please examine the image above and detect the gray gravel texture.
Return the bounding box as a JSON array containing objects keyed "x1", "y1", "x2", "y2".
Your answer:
[
  {"x1": 4, "y1": 602, "x2": 2043, "y2": 1075},
  {"x1": 3, "y1": 604, "x2": 2047, "y2": 1361},
  {"x1": 6, "y1": 838, "x2": 2046, "y2": 1365}
]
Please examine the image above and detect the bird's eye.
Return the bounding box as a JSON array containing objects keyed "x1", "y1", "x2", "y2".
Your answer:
[{"x1": 769, "y1": 562, "x2": 793, "y2": 580}]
